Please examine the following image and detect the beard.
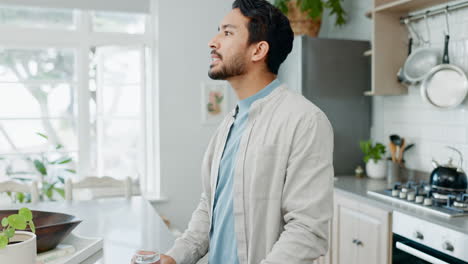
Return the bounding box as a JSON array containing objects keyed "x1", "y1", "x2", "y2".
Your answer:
[{"x1": 208, "y1": 54, "x2": 246, "y2": 80}]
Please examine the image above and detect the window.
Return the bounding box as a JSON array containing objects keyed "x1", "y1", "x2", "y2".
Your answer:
[
  {"x1": 89, "y1": 46, "x2": 145, "y2": 178},
  {"x1": 0, "y1": 5, "x2": 154, "y2": 195},
  {"x1": 0, "y1": 5, "x2": 76, "y2": 29},
  {"x1": 92, "y1": 11, "x2": 146, "y2": 34}
]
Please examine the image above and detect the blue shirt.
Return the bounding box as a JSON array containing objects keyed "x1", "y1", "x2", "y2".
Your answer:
[{"x1": 208, "y1": 79, "x2": 280, "y2": 264}]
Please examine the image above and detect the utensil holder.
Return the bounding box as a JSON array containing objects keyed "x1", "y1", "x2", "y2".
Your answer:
[{"x1": 387, "y1": 159, "x2": 405, "y2": 188}]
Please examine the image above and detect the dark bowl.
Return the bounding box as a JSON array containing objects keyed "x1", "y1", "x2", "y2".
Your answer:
[{"x1": 0, "y1": 210, "x2": 82, "y2": 253}]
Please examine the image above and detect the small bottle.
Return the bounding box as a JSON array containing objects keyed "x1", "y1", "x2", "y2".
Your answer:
[
  {"x1": 133, "y1": 250, "x2": 160, "y2": 264},
  {"x1": 355, "y1": 165, "x2": 364, "y2": 178}
]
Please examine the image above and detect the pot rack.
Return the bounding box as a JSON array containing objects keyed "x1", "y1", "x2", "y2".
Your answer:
[{"x1": 400, "y1": 0, "x2": 468, "y2": 23}]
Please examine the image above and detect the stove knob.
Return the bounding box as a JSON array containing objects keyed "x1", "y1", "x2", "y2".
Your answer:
[
  {"x1": 442, "y1": 241, "x2": 454, "y2": 252},
  {"x1": 415, "y1": 195, "x2": 424, "y2": 204},
  {"x1": 413, "y1": 231, "x2": 424, "y2": 240},
  {"x1": 399, "y1": 192, "x2": 407, "y2": 199},
  {"x1": 423, "y1": 198, "x2": 433, "y2": 206}
]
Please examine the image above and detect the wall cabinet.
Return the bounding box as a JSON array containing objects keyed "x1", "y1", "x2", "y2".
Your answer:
[
  {"x1": 332, "y1": 191, "x2": 392, "y2": 264},
  {"x1": 368, "y1": 0, "x2": 458, "y2": 95}
]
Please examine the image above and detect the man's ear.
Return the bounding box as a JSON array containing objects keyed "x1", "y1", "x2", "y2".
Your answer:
[{"x1": 251, "y1": 41, "x2": 269, "y2": 63}]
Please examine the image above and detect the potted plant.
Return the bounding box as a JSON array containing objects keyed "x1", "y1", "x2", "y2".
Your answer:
[
  {"x1": 274, "y1": 0, "x2": 346, "y2": 37},
  {"x1": 0, "y1": 208, "x2": 37, "y2": 264},
  {"x1": 360, "y1": 140, "x2": 387, "y2": 179},
  {"x1": 2, "y1": 132, "x2": 75, "y2": 203}
]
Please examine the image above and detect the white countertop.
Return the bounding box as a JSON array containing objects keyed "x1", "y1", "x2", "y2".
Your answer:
[
  {"x1": 7, "y1": 197, "x2": 175, "y2": 263},
  {"x1": 334, "y1": 175, "x2": 468, "y2": 235}
]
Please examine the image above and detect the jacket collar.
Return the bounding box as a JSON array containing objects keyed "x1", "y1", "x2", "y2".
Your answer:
[{"x1": 229, "y1": 84, "x2": 288, "y2": 118}]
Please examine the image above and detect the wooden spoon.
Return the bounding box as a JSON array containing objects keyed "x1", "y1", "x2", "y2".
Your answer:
[
  {"x1": 398, "y1": 138, "x2": 406, "y2": 164},
  {"x1": 389, "y1": 142, "x2": 397, "y2": 162}
]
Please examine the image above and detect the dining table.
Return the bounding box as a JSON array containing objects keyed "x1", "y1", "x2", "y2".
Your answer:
[{"x1": 6, "y1": 196, "x2": 176, "y2": 264}]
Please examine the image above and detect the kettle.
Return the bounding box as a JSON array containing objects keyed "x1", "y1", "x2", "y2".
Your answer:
[{"x1": 430, "y1": 146, "x2": 467, "y2": 192}]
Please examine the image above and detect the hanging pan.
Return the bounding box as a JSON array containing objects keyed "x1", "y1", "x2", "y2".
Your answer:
[
  {"x1": 403, "y1": 13, "x2": 441, "y2": 83},
  {"x1": 420, "y1": 9, "x2": 468, "y2": 109},
  {"x1": 397, "y1": 19, "x2": 415, "y2": 86}
]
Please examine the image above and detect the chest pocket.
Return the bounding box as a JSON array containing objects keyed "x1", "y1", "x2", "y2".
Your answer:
[{"x1": 251, "y1": 144, "x2": 288, "y2": 199}]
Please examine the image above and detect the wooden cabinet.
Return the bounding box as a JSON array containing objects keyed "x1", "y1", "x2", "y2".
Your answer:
[
  {"x1": 368, "y1": 0, "x2": 458, "y2": 95},
  {"x1": 332, "y1": 191, "x2": 392, "y2": 264}
]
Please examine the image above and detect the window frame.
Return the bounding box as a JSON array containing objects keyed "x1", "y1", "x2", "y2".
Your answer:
[{"x1": 0, "y1": 8, "x2": 159, "y2": 198}]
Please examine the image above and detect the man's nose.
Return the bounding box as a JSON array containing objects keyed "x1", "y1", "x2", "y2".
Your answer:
[{"x1": 208, "y1": 35, "x2": 219, "y2": 49}]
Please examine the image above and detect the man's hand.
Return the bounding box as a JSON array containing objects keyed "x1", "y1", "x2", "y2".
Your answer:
[
  {"x1": 160, "y1": 254, "x2": 176, "y2": 264},
  {"x1": 131, "y1": 254, "x2": 176, "y2": 264}
]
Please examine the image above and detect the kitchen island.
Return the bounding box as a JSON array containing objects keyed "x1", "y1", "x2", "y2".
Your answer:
[{"x1": 7, "y1": 197, "x2": 175, "y2": 264}]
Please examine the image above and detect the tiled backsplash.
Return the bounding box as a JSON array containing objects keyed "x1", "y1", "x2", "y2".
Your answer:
[{"x1": 372, "y1": 3, "x2": 468, "y2": 173}]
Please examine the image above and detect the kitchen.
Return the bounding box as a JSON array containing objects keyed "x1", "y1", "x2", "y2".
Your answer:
[{"x1": 0, "y1": 0, "x2": 468, "y2": 263}]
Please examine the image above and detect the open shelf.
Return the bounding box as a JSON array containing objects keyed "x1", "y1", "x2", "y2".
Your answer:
[{"x1": 367, "y1": 0, "x2": 461, "y2": 96}]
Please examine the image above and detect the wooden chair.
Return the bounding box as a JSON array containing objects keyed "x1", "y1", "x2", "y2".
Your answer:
[
  {"x1": 0, "y1": 180, "x2": 40, "y2": 203},
  {"x1": 65, "y1": 176, "x2": 132, "y2": 201}
]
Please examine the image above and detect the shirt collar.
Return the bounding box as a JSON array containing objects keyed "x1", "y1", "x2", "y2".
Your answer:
[{"x1": 237, "y1": 79, "x2": 280, "y2": 115}]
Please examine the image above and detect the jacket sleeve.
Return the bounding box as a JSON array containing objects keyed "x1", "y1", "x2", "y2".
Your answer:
[
  {"x1": 165, "y1": 126, "x2": 221, "y2": 264},
  {"x1": 165, "y1": 193, "x2": 210, "y2": 264},
  {"x1": 261, "y1": 112, "x2": 334, "y2": 264}
]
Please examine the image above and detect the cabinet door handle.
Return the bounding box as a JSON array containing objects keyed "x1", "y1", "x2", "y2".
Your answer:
[{"x1": 352, "y1": 239, "x2": 363, "y2": 246}]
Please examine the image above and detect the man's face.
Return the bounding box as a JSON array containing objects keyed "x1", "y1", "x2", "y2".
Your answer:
[{"x1": 208, "y1": 8, "x2": 251, "y2": 80}]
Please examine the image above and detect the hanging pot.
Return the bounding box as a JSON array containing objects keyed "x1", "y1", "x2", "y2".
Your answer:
[
  {"x1": 397, "y1": 19, "x2": 418, "y2": 86},
  {"x1": 403, "y1": 14, "x2": 441, "y2": 83}
]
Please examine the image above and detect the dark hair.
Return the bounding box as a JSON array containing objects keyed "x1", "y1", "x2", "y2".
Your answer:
[{"x1": 232, "y1": 0, "x2": 293, "y2": 74}]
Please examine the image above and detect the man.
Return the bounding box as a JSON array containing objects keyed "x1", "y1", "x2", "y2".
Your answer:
[{"x1": 161, "y1": 0, "x2": 334, "y2": 263}]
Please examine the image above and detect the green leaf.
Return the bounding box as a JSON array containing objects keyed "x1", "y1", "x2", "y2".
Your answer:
[
  {"x1": 54, "y1": 187, "x2": 65, "y2": 198},
  {"x1": 1, "y1": 217, "x2": 8, "y2": 227},
  {"x1": 5, "y1": 226, "x2": 15, "y2": 239},
  {"x1": 65, "y1": 169, "x2": 76, "y2": 174},
  {"x1": 36, "y1": 132, "x2": 48, "y2": 140},
  {"x1": 33, "y1": 159, "x2": 47, "y2": 175},
  {"x1": 57, "y1": 158, "x2": 72, "y2": 164},
  {"x1": 56, "y1": 144, "x2": 64, "y2": 150},
  {"x1": 19, "y1": 208, "x2": 32, "y2": 222},
  {"x1": 29, "y1": 221, "x2": 36, "y2": 233},
  {"x1": 58, "y1": 176, "x2": 65, "y2": 184},
  {"x1": 7, "y1": 215, "x2": 27, "y2": 230},
  {"x1": 45, "y1": 188, "x2": 53, "y2": 199},
  {"x1": 275, "y1": 0, "x2": 290, "y2": 14},
  {"x1": 16, "y1": 192, "x2": 25, "y2": 203},
  {"x1": 0, "y1": 234, "x2": 8, "y2": 249},
  {"x1": 215, "y1": 95, "x2": 224, "y2": 104},
  {"x1": 360, "y1": 140, "x2": 386, "y2": 163},
  {"x1": 207, "y1": 103, "x2": 214, "y2": 112}
]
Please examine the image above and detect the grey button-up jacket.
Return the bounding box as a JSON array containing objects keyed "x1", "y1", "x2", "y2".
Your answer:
[{"x1": 167, "y1": 84, "x2": 334, "y2": 264}]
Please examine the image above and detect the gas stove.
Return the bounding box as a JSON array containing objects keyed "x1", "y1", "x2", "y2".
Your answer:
[{"x1": 368, "y1": 181, "x2": 468, "y2": 218}]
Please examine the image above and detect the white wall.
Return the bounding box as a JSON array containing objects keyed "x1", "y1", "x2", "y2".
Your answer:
[
  {"x1": 320, "y1": 0, "x2": 468, "y2": 173},
  {"x1": 152, "y1": 0, "x2": 236, "y2": 231},
  {"x1": 319, "y1": 0, "x2": 372, "y2": 40}
]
